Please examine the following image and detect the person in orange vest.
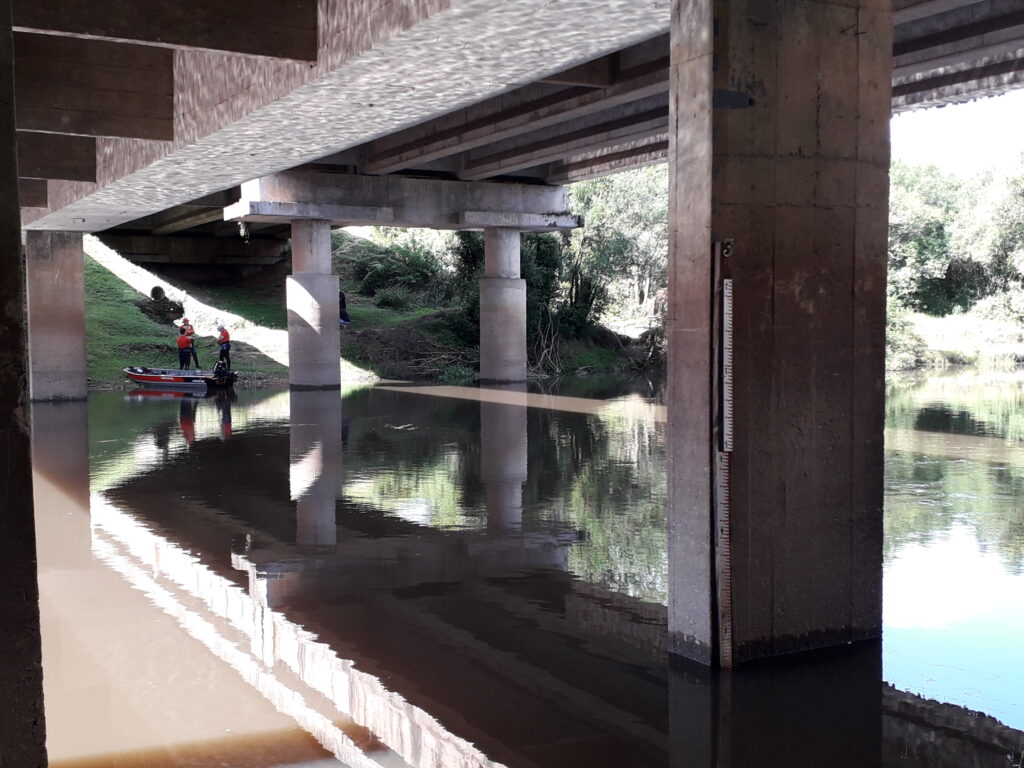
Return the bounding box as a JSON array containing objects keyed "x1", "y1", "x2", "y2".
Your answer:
[
  {"x1": 180, "y1": 317, "x2": 200, "y2": 369},
  {"x1": 176, "y1": 327, "x2": 192, "y2": 370},
  {"x1": 215, "y1": 325, "x2": 231, "y2": 370}
]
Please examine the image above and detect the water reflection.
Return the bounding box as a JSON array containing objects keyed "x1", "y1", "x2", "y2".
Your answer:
[
  {"x1": 25, "y1": 376, "x2": 1024, "y2": 766},
  {"x1": 885, "y1": 371, "x2": 1024, "y2": 730}
]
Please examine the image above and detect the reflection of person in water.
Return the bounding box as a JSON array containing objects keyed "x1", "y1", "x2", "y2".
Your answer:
[
  {"x1": 153, "y1": 421, "x2": 172, "y2": 456},
  {"x1": 214, "y1": 390, "x2": 235, "y2": 440},
  {"x1": 179, "y1": 400, "x2": 196, "y2": 445}
]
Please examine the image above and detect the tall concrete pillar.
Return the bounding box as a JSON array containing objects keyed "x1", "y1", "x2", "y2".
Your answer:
[
  {"x1": 479, "y1": 227, "x2": 527, "y2": 383},
  {"x1": 0, "y1": 0, "x2": 48, "y2": 762},
  {"x1": 25, "y1": 230, "x2": 87, "y2": 401},
  {"x1": 667, "y1": 0, "x2": 890, "y2": 665},
  {"x1": 289, "y1": 389, "x2": 342, "y2": 546},
  {"x1": 287, "y1": 218, "x2": 340, "y2": 389},
  {"x1": 480, "y1": 393, "x2": 528, "y2": 531}
]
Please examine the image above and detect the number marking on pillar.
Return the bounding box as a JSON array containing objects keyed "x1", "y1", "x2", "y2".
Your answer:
[{"x1": 714, "y1": 239, "x2": 735, "y2": 669}]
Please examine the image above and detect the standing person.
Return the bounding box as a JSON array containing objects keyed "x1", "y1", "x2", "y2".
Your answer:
[
  {"x1": 176, "y1": 327, "x2": 192, "y2": 370},
  {"x1": 338, "y1": 289, "x2": 351, "y2": 327},
  {"x1": 180, "y1": 317, "x2": 200, "y2": 369},
  {"x1": 216, "y1": 325, "x2": 231, "y2": 370}
]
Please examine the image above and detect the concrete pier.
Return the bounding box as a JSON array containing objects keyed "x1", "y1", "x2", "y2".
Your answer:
[
  {"x1": 25, "y1": 230, "x2": 86, "y2": 401},
  {"x1": 479, "y1": 228, "x2": 527, "y2": 383},
  {"x1": 290, "y1": 389, "x2": 342, "y2": 547},
  {"x1": 287, "y1": 219, "x2": 340, "y2": 389},
  {"x1": 666, "y1": 0, "x2": 891, "y2": 665},
  {"x1": 1, "y1": 2, "x2": 47, "y2": 760}
]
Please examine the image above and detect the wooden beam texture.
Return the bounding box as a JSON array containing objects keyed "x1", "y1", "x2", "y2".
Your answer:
[
  {"x1": 18, "y1": 177, "x2": 46, "y2": 207},
  {"x1": 12, "y1": 0, "x2": 317, "y2": 60},
  {"x1": 14, "y1": 32, "x2": 172, "y2": 140},
  {"x1": 16, "y1": 130, "x2": 95, "y2": 181}
]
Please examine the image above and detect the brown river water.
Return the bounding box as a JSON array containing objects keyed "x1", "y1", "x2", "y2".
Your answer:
[{"x1": 30, "y1": 372, "x2": 1024, "y2": 767}]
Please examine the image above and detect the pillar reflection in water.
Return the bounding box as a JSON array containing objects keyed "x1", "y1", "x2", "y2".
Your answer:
[
  {"x1": 289, "y1": 389, "x2": 342, "y2": 546},
  {"x1": 670, "y1": 642, "x2": 882, "y2": 768},
  {"x1": 480, "y1": 385, "x2": 528, "y2": 532}
]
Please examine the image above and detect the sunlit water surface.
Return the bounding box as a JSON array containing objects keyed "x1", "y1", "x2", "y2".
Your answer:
[{"x1": 31, "y1": 372, "x2": 1024, "y2": 766}]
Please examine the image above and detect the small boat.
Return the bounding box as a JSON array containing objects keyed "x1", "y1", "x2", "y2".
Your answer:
[{"x1": 123, "y1": 365, "x2": 237, "y2": 390}]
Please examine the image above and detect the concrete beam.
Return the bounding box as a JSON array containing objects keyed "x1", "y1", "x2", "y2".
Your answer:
[
  {"x1": 894, "y1": 0, "x2": 1024, "y2": 78},
  {"x1": 893, "y1": 0, "x2": 982, "y2": 25},
  {"x1": 459, "y1": 100, "x2": 669, "y2": 180},
  {"x1": 12, "y1": 0, "x2": 317, "y2": 60},
  {"x1": 23, "y1": 0, "x2": 669, "y2": 233},
  {"x1": 224, "y1": 201, "x2": 396, "y2": 228},
  {"x1": 98, "y1": 233, "x2": 287, "y2": 265},
  {"x1": 539, "y1": 53, "x2": 618, "y2": 87},
  {"x1": 365, "y1": 57, "x2": 670, "y2": 175},
  {"x1": 548, "y1": 138, "x2": 669, "y2": 184},
  {"x1": 18, "y1": 177, "x2": 46, "y2": 207},
  {"x1": 225, "y1": 171, "x2": 572, "y2": 231},
  {"x1": 458, "y1": 210, "x2": 582, "y2": 231},
  {"x1": 16, "y1": 130, "x2": 95, "y2": 181},
  {"x1": 893, "y1": 54, "x2": 1024, "y2": 109},
  {"x1": 14, "y1": 32, "x2": 173, "y2": 140}
]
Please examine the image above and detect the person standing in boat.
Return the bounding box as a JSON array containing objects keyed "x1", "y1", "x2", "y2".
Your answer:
[
  {"x1": 176, "y1": 327, "x2": 193, "y2": 370},
  {"x1": 215, "y1": 325, "x2": 231, "y2": 370},
  {"x1": 180, "y1": 317, "x2": 200, "y2": 369}
]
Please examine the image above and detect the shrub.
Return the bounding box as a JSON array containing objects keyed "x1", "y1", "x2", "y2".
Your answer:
[
  {"x1": 352, "y1": 242, "x2": 442, "y2": 296},
  {"x1": 373, "y1": 286, "x2": 414, "y2": 310}
]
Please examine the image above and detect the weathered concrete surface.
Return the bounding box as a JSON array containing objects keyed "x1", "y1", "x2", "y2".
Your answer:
[
  {"x1": 286, "y1": 272, "x2": 340, "y2": 390},
  {"x1": 0, "y1": 1, "x2": 47, "y2": 763},
  {"x1": 667, "y1": 0, "x2": 890, "y2": 665},
  {"x1": 25, "y1": 230, "x2": 86, "y2": 401},
  {"x1": 480, "y1": 228, "x2": 527, "y2": 383},
  {"x1": 226, "y1": 171, "x2": 576, "y2": 231},
  {"x1": 25, "y1": 0, "x2": 669, "y2": 233},
  {"x1": 290, "y1": 218, "x2": 331, "y2": 274}
]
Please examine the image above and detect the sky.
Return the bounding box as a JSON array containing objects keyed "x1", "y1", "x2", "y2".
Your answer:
[{"x1": 890, "y1": 88, "x2": 1024, "y2": 176}]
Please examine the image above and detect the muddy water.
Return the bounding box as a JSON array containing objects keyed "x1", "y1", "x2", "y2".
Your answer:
[{"x1": 29, "y1": 373, "x2": 1024, "y2": 767}]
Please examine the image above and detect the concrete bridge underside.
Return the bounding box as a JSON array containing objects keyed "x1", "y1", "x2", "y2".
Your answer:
[{"x1": 5, "y1": 0, "x2": 1024, "y2": 763}]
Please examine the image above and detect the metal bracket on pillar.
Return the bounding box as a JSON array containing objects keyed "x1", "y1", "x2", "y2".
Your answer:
[{"x1": 711, "y1": 238, "x2": 734, "y2": 668}]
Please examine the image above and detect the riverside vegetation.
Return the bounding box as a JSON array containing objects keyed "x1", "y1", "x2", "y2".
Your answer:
[{"x1": 84, "y1": 155, "x2": 1023, "y2": 387}]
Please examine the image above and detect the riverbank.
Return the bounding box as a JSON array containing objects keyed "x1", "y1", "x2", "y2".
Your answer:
[
  {"x1": 83, "y1": 233, "x2": 644, "y2": 389},
  {"x1": 888, "y1": 304, "x2": 1024, "y2": 372}
]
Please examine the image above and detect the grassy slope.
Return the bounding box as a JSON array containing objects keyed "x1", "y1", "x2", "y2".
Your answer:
[
  {"x1": 85, "y1": 255, "x2": 288, "y2": 388},
  {"x1": 92, "y1": 231, "x2": 638, "y2": 386}
]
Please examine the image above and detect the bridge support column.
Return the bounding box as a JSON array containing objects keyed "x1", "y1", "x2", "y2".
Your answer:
[
  {"x1": 479, "y1": 228, "x2": 526, "y2": 383},
  {"x1": 1, "y1": 2, "x2": 47, "y2": 761},
  {"x1": 290, "y1": 390, "x2": 341, "y2": 547},
  {"x1": 25, "y1": 230, "x2": 86, "y2": 401},
  {"x1": 667, "y1": 0, "x2": 890, "y2": 665},
  {"x1": 480, "y1": 390, "x2": 528, "y2": 531},
  {"x1": 287, "y1": 218, "x2": 340, "y2": 389}
]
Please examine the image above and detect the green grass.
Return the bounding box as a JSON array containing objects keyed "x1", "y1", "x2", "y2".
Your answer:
[
  {"x1": 85, "y1": 255, "x2": 288, "y2": 388},
  {"x1": 193, "y1": 283, "x2": 287, "y2": 329},
  {"x1": 85, "y1": 256, "x2": 180, "y2": 384}
]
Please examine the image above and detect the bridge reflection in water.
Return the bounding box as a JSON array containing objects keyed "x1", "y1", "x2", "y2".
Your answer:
[{"x1": 30, "y1": 382, "x2": 1023, "y2": 768}]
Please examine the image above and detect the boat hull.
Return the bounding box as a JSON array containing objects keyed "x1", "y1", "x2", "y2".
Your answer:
[{"x1": 123, "y1": 367, "x2": 236, "y2": 390}]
